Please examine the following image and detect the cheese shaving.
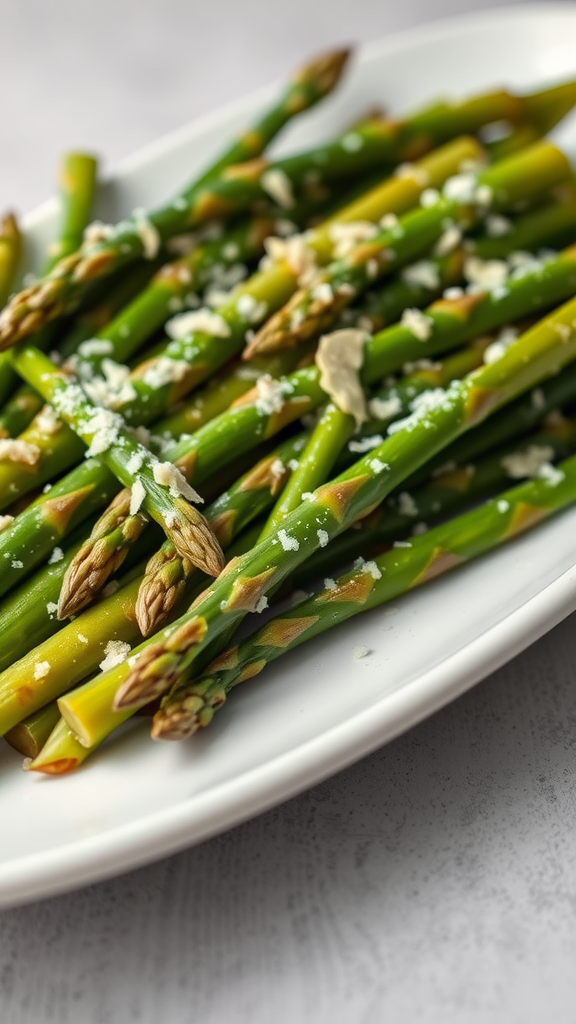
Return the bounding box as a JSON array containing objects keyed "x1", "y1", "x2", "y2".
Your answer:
[
  {"x1": 315, "y1": 328, "x2": 369, "y2": 428},
  {"x1": 152, "y1": 461, "x2": 203, "y2": 503},
  {"x1": 130, "y1": 479, "x2": 146, "y2": 515},
  {"x1": 260, "y1": 169, "x2": 295, "y2": 209}
]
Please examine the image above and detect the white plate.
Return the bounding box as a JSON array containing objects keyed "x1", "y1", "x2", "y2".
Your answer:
[{"x1": 3, "y1": 3, "x2": 576, "y2": 908}]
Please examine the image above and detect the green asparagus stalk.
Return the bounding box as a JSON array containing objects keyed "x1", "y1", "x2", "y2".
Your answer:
[
  {"x1": 0, "y1": 141, "x2": 478, "y2": 514},
  {"x1": 0, "y1": 212, "x2": 22, "y2": 307},
  {"x1": 0, "y1": 524, "x2": 92, "y2": 672},
  {"x1": 246, "y1": 141, "x2": 572, "y2": 356},
  {"x1": 0, "y1": 263, "x2": 156, "y2": 439},
  {"x1": 0, "y1": 434, "x2": 308, "y2": 736},
  {"x1": 406, "y1": 362, "x2": 576, "y2": 486},
  {"x1": 153, "y1": 450, "x2": 576, "y2": 739},
  {"x1": 3, "y1": 235, "x2": 576, "y2": 600},
  {"x1": 259, "y1": 336, "x2": 495, "y2": 537},
  {"x1": 109, "y1": 291, "x2": 576, "y2": 714},
  {"x1": 10, "y1": 345, "x2": 225, "y2": 577},
  {"x1": 354, "y1": 183, "x2": 576, "y2": 332},
  {"x1": 134, "y1": 432, "x2": 309, "y2": 635},
  {"x1": 293, "y1": 417, "x2": 576, "y2": 588},
  {"x1": 53, "y1": 427, "x2": 576, "y2": 756},
  {"x1": 0, "y1": 213, "x2": 23, "y2": 411},
  {"x1": 43, "y1": 153, "x2": 99, "y2": 272},
  {"x1": 0, "y1": 48, "x2": 352, "y2": 349},
  {"x1": 4, "y1": 703, "x2": 61, "y2": 760}
]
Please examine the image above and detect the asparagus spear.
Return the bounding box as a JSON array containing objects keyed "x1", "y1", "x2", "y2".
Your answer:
[
  {"x1": 43, "y1": 153, "x2": 99, "y2": 271},
  {"x1": 354, "y1": 183, "x2": 576, "y2": 332},
  {"x1": 4, "y1": 704, "x2": 61, "y2": 760},
  {"x1": 293, "y1": 418, "x2": 576, "y2": 588},
  {"x1": 50, "y1": 433, "x2": 576, "y2": 760},
  {"x1": 10, "y1": 345, "x2": 225, "y2": 577},
  {"x1": 245, "y1": 141, "x2": 572, "y2": 357},
  {"x1": 0, "y1": 263, "x2": 155, "y2": 439},
  {"x1": 108, "y1": 291, "x2": 576, "y2": 714},
  {"x1": 0, "y1": 141, "x2": 477, "y2": 513},
  {"x1": 0, "y1": 214, "x2": 23, "y2": 411},
  {"x1": 0, "y1": 212, "x2": 22, "y2": 307},
  {"x1": 0, "y1": 48, "x2": 352, "y2": 349},
  {"x1": 3, "y1": 235, "x2": 576, "y2": 601},
  {"x1": 259, "y1": 336, "x2": 495, "y2": 537},
  {"x1": 24, "y1": 240, "x2": 576, "y2": 609},
  {"x1": 0, "y1": 435, "x2": 307, "y2": 736},
  {"x1": 153, "y1": 450, "x2": 576, "y2": 739}
]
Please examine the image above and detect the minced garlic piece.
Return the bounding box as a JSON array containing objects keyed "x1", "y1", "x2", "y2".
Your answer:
[{"x1": 315, "y1": 328, "x2": 368, "y2": 428}]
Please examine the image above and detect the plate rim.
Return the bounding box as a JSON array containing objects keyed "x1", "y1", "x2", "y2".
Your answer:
[{"x1": 4, "y1": 0, "x2": 576, "y2": 908}]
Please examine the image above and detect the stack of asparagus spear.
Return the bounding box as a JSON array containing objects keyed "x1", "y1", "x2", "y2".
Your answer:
[{"x1": 2, "y1": 47, "x2": 576, "y2": 772}]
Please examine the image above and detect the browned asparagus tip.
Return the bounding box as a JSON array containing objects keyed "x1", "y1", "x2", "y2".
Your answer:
[
  {"x1": 1, "y1": 211, "x2": 21, "y2": 240},
  {"x1": 167, "y1": 502, "x2": 225, "y2": 578},
  {"x1": 112, "y1": 643, "x2": 174, "y2": 710},
  {"x1": 297, "y1": 46, "x2": 353, "y2": 92},
  {"x1": 135, "y1": 573, "x2": 187, "y2": 637},
  {"x1": 150, "y1": 702, "x2": 201, "y2": 741}
]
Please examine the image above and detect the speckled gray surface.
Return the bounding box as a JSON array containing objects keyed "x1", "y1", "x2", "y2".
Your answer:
[{"x1": 2, "y1": 1, "x2": 576, "y2": 1021}]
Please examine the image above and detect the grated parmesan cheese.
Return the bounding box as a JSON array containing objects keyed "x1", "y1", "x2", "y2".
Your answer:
[
  {"x1": 368, "y1": 394, "x2": 402, "y2": 420},
  {"x1": 401, "y1": 260, "x2": 441, "y2": 291},
  {"x1": 152, "y1": 461, "x2": 203, "y2": 503},
  {"x1": 141, "y1": 357, "x2": 190, "y2": 389},
  {"x1": 48, "y1": 547, "x2": 64, "y2": 564},
  {"x1": 501, "y1": 444, "x2": 556, "y2": 479},
  {"x1": 34, "y1": 661, "x2": 51, "y2": 680},
  {"x1": 352, "y1": 645, "x2": 370, "y2": 659},
  {"x1": 0, "y1": 515, "x2": 14, "y2": 533},
  {"x1": 99, "y1": 640, "x2": 132, "y2": 673},
  {"x1": 255, "y1": 374, "x2": 288, "y2": 415},
  {"x1": 328, "y1": 221, "x2": 377, "y2": 259},
  {"x1": 165, "y1": 308, "x2": 231, "y2": 340},
  {"x1": 400, "y1": 308, "x2": 434, "y2": 342},
  {"x1": 0, "y1": 438, "x2": 41, "y2": 466},
  {"x1": 35, "y1": 404, "x2": 62, "y2": 436},
  {"x1": 464, "y1": 256, "x2": 509, "y2": 291},
  {"x1": 278, "y1": 528, "x2": 299, "y2": 552},
  {"x1": 317, "y1": 529, "x2": 329, "y2": 548},
  {"x1": 434, "y1": 223, "x2": 462, "y2": 257},
  {"x1": 348, "y1": 434, "x2": 383, "y2": 453},
  {"x1": 485, "y1": 214, "x2": 512, "y2": 237},
  {"x1": 77, "y1": 338, "x2": 113, "y2": 358},
  {"x1": 398, "y1": 492, "x2": 418, "y2": 517}
]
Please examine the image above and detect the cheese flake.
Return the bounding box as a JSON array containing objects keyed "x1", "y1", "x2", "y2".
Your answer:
[{"x1": 315, "y1": 328, "x2": 368, "y2": 428}]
